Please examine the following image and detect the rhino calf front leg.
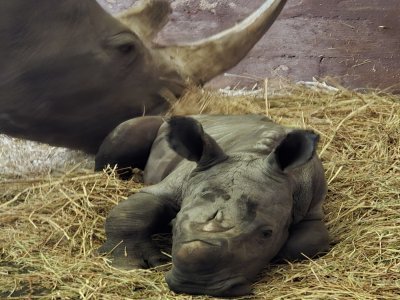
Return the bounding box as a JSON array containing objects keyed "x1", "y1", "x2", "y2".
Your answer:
[
  {"x1": 276, "y1": 219, "x2": 330, "y2": 261},
  {"x1": 99, "y1": 192, "x2": 177, "y2": 269}
]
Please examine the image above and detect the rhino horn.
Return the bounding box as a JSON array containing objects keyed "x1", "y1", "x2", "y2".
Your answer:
[{"x1": 155, "y1": 0, "x2": 287, "y2": 85}]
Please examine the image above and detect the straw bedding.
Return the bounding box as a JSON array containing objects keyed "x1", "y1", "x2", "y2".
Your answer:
[{"x1": 1, "y1": 82, "x2": 399, "y2": 299}]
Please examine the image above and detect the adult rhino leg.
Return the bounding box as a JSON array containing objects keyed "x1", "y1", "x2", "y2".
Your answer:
[
  {"x1": 275, "y1": 219, "x2": 330, "y2": 261},
  {"x1": 99, "y1": 192, "x2": 178, "y2": 269},
  {"x1": 95, "y1": 116, "x2": 163, "y2": 179}
]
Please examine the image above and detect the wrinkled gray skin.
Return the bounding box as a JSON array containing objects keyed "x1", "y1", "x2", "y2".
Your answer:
[
  {"x1": 0, "y1": 0, "x2": 287, "y2": 153},
  {"x1": 97, "y1": 115, "x2": 330, "y2": 297}
]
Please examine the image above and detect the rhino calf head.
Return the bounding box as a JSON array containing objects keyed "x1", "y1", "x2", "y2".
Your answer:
[{"x1": 164, "y1": 117, "x2": 320, "y2": 296}]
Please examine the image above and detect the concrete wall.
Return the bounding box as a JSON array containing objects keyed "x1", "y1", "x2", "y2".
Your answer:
[{"x1": 98, "y1": 0, "x2": 400, "y2": 92}]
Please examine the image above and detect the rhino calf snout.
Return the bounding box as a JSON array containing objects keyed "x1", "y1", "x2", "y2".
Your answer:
[
  {"x1": 166, "y1": 268, "x2": 251, "y2": 297},
  {"x1": 173, "y1": 240, "x2": 223, "y2": 271},
  {"x1": 167, "y1": 240, "x2": 253, "y2": 296}
]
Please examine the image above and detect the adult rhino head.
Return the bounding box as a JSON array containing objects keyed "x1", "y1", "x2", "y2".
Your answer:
[{"x1": 0, "y1": 0, "x2": 286, "y2": 153}]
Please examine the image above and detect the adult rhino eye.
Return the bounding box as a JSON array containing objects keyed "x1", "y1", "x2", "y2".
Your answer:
[
  {"x1": 106, "y1": 32, "x2": 137, "y2": 56},
  {"x1": 117, "y1": 42, "x2": 135, "y2": 54},
  {"x1": 260, "y1": 227, "x2": 273, "y2": 238}
]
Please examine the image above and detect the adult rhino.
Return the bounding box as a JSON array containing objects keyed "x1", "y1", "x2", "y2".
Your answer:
[
  {"x1": 97, "y1": 115, "x2": 330, "y2": 297},
  {"x1": 0, "y1": 0, "x2": 286, "y2": 153}
]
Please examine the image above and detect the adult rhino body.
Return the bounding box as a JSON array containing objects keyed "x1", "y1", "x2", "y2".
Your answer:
[
  {"x1": 97, "y1": 114, "x2": 330, "y2": 297},
  {"x1": 0, "y1": 0, "x2": 286, "y2": 153}
]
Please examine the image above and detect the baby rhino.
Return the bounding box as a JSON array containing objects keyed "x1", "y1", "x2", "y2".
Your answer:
[{"x1": 97, "y1": 115, "x2": 330, "y2": 297}]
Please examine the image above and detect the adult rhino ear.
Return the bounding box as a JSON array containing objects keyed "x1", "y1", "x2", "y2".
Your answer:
[
  {"x1": 167, "y1": 116, "x2": 228, "y2": 168},
  {"x1": 267, "y1": 130, "x2": 319, "y2": 172},
  {"x1": 117, "y1": 0, "x2": 171, "y2": 41}
]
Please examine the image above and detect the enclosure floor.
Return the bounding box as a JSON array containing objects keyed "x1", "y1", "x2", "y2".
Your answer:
[{"x1": 1, "y1": 83, "x2": 399, "y2": 299}]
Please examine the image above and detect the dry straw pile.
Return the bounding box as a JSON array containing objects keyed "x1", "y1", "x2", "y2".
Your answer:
[{"x1": 1, "y1": 82, "x2": 399, "y2": 299}]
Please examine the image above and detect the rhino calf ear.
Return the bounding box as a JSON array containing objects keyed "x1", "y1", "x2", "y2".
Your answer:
[
  {"x1": 167, "y1": 116, "x2": 227, "y2": 168},
  {"x1": 167, "y1": 116, "x2": 204, "y2": 162},
  {"x1": 269, "y1": 130, "x2": 319, "y2": 172}
]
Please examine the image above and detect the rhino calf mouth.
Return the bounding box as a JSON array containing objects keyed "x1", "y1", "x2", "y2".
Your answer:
[
  {"x1": 166, "y1": 240, "x2": 251, "y2": 297},
  {"x1": 165, "y1": 270, "x2": 251, "y2": 297}
]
